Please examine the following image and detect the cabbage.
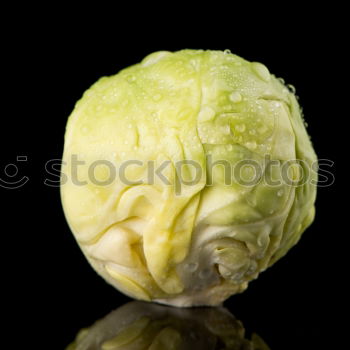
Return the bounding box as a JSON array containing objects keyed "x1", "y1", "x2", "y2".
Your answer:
[
  {"x1": 61, "y1": 50, "x2": 317, "y2": 306},
  {"x1": 66, "y1": 301, "x2": 270, "y2": 350}
]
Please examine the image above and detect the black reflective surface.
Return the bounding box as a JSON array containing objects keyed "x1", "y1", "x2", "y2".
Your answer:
[
  {"x1": 66, "y1": 301, "x2": 270, "y2": 349},
  {"x1": 56, "y1": 264, "x2": 329, "y2": 350},
  {"x1": 3, "y1": 12, "x2": 342, "y2": 350}
]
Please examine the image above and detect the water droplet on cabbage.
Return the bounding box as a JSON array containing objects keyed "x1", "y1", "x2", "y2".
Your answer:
[
  {"x1": 127, "y1": 75, "x2": 136, "y2": 83},
  {"x1": 229, "y1": 91, "x2": 242, "y2": 103},
  {"x1": 236, "y1": 124, "x2": 246, "y2": 133},
  {"x1": 245, "y1": 141, "x2": 257, "y2": 150},
  {"x1": 251, "y1": 62, "x2": 271, "y2": 82},
  {"x1": 287, "y1": 84, "x2": 296, "y2": 94},
  {"x1": 198, "y1": 106, "x2": 216, "y2": 122}
]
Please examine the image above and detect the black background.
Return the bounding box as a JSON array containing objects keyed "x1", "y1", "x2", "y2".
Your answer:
[{"x1": 2, "y1": 12, "x2": 343, "y2": 349}]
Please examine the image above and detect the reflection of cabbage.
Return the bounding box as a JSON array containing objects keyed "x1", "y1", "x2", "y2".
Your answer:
[
  {"x1": 66, "y1": 301, "x2": 270, "y2": 350},
  {"x1": 61, "y1": 50, "x2": 317, "y2": 306}
]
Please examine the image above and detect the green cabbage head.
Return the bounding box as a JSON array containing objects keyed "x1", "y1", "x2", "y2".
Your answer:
[{"x1": 61, "y1": 50, "x2": 317, "y2": 306}]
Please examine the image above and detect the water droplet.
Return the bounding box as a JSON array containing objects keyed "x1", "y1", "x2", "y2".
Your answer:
[
  {"x1": 269, "y1": 209, "x2": 274, "y2": 214},
  {"x1": 227, "y1": 144, "x2": 233, "y2": 151},
  {"x1": 127, "y1": 75, "x2": 136, "y2": 83},
  {"x1": 133, "y1": 145, "x2": 138, "y2": 151},
  {"x1": 246, "y1": 260, "x2": 258, "y2": 275},
  {"x1": 229, "y1": 91, "x2": 242, "y2": 103},
  {"x1": 287, "y1": 84, "x2": 296, "y2": 93},
  {"x1": 152, "y1": 94, "x2": 162, "y2": 101},
  {"x1": 277, "y1": 77, "x2": 285, "y2": 85},
  {"x1": 198, "y1": 106, "x2": 215, "y2": 122},
  {"x1": 245, "y1": 141, "x2": 257, "y2": 149},
  {"x1": 94, "y1": 188, "x2": 100, "y2": 194},
  {"x1": 185, "y1": 262, "x2": 198, "y2": 272},
  {"x1": 127, "y1": 123, "x2": 133, "y2": 129},
  {"x1": 252, "y1": 62, "x2": 271, "y2": 82},
  {"x1": 249, "y1": 129, "x2": 256, "y2": 135},
  {"x1": 277, "y1": 189, "x2": 284, "y2": 197},
  {"x1": 199, "y1": 268, "x2": 212, "y2": 279},
  {"x1": 236, "y1": 124, "x2": 246, "y2": 133},
  {"x1": 223, "y1": 49, "x2": 231, "y2": 55},
  {"x1": 141, "y1": 51, "x2": 171, "y2": 67},
  {"x1": 124, "y1": 140, "x2": 128, "y2": 145}
]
